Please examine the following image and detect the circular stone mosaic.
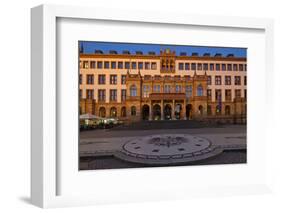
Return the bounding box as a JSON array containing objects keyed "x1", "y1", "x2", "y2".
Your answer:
[{"x1": 117, "y1": 134, "x2": 221, "y2": 165}]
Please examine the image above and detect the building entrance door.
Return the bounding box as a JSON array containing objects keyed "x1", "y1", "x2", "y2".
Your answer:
[{"x1": 164, "y1": 104, "x2": 172, "y2": 120}]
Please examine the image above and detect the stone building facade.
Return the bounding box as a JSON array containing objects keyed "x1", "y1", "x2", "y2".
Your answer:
[{"x1": 79, "y1": 48, "x2": 247, "y2": 123}]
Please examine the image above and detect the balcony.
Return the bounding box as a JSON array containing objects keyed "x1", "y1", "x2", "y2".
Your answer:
[{"x1": 149, "y1": 93, "x2": 186, "y2": 100}]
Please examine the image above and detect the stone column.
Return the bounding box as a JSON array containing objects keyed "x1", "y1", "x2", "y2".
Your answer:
[
  {"x1": 172, "y1": 100, "x2": 175, "y2": 120},
  {"x1": 149, "y1": 101, "x2": 153, "y2": 120},
  {"x1": 183, "y1": 99, "x2": 187, "y2": 120},
  {"x1": 161, "y1": 100, "x2": 164, "y2": 120}
]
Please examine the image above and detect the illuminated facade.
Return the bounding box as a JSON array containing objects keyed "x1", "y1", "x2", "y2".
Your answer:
[{"x1": 79, "y1": 48, "x2": 247, "y2": 123}]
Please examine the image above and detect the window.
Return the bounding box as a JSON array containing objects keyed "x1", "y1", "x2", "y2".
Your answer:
[
  {"x1": 145, "y1": 62, "x2": 150, "y2": 70},
  {"x1": 244, "y1": 76, "x2": 247, "y2": 85},
  {"x1": 197, "y1": 84, "x2": 203, "y2": 96},
  {"x1": 185, "y1": 63, "x2": 190, "y2": 70},
  {"x1": 178, "y1": 63, "x2": 184, "y2": 70},
  {"x1": 203, "y1": 63, "x2": 208, "y2": 70},
  {"x1": 82, "y1": 61, "x2": 89, "y2": 69},
  {"x1": 225, "y1": 89, "x2": 232, "y2": 101},
  {"x1": 79, "y1": 89, "x2": 82, "y2": 99},
  {"x1": 244, "y1": 89, "x2": 247, "y2": 100},
  {"x1": 151, "y1": 62, "x2": 157, "y2": 70},
  {"x1": 227, "y1": 64, "x2": 232, "y2": 71},
  {"x1": 86, "y1": 89, "x2": 94, "y2": 99},
  {"x1": 175, "y1": 85, "x2": 182, "y2": 93},
  {"x1": 125, "y1": 62, "x2": 130, "y2": 69},
  {"x1": 233, "y1": 64, "x2": 238, "y2": 71},
  {"x1": 143, "y1": 85, "x2": 150, "y2": 98},
  {"x1": 244, "y1": 64, "x2": 247, "y2": 71},
  {"x1": 90, "y1": 61, "x2": 96, "y2": 69},
  {"x1": 110, "y1": 89, "x2": 117, "y2": 101},
  {"x1": 235, "y1": 76, "x2": 241, "y2": 85},
  {"x1": 110, "y1": 75, "x2": 117, "y2": 85},
  {"x1": 215, "y1": 64, "x2": 220, "y2": 71},
  {"x1": 191, "y1": 63, "x2": 196, "y2": 70},
  {"x1": 210, "y1": 63, "x2": 214, "y2": 71},
  {"x1": 164, "y1": 85, "x2": 171, "y2": 93},
  {"x1": 207, "y1": 89, "x2": 212, "y2": 99},
  {"x1": 98, "y1": 89, "x2": 106, "y2": 101},
  {"x1": 130, "y1": 85, "x2": 137, "y2": 97},
  {"x1": 239, "y1": 64, "x2": 244, "y2": 71},
  {"x1": 132, "y1": 62, "x2": 137, "y2": 69},
  {"x1": 121, "y1": 75, "x2": 126, "y2": 85},
  {"x1": 207, "y1": 76, "x2": 212, "y2": 85},
  {"x1": 121, "y1": 89, "x2": 126, "y2": 101},
  {"x1": 153, "y1": 85, "x2": 160, "y2": 93},
  {"x1": 185, "y1": 85, "x2": 192, "y2": 98},
  {"x1": 79, "y1": 74, "x2": 82, "y2": 84},
  {"x1": 118, "y1": 61, "x2": 123, "y2": 69},
  {"x1": 86, "y1": 74, "x2": 94, "y2": 84},
  {"x1": 197, "y1": 63, "x2": 202, "y2": 70},
  {"x1": 98, "y1": 74, "x2": 106, "y2": 84},
  {"x1": 215, "y1": 76, "x2": 222, "y2": 85},
  {"x1": 131, "y1": 106, "x2": 136, "y2": 116},
  {"x1": 104, "y1": 61, "x2": 109, "y2": 69},
  {"x1": 215, "y1": 89, "x2": 222, "y2": 101},
  {"x1": 111, "y1": 61, "x2": 116, "y2": 69},
  {"x1": 222, "y1": 64, "x2": 226, "y2": 71},
  {"x1": 97, "y1": 61, "x2": 103, "y2": 69},
  {"x1": 235, "y1": 89, "x2": 241, "y2": 98},
  {"x1": 138, "y1": 62, "x2": 143, "y2": 69},
  {"x1": 225, "y1": 76, "x2": 231, "y2": 85}
]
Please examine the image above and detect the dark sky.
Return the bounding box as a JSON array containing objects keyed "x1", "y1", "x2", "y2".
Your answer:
[{"x1": 79, "y1": 41, "x2": 247, "y2": 57}]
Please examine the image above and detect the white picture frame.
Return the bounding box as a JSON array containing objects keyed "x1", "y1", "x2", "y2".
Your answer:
[{"x1": 31, "y1": 4, "x2": 274, "y2": 208}]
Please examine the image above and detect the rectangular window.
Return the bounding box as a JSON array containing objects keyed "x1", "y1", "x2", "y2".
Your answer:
[
  {"x1": 207, "y1": 76, "x2": 212, "y2": 85},
  {"x1": 233, "y1": 64, "x2": 238, "y2": 71},
  {"x1": 97, "y1": 61, "x2": 103, "y2": 69},
  {"x1": 110, "y1": 89, "x2": 117, "y2": 101},
  {"x1": 143, "y1": 85, "x2": 150, "y2": 98},
  {"x1": 145, "y1": 62, "x2": 150, "y2": 70},
  {"x1": 86, "y1": 74, "x2": 94, "y2": 84},
  {"x1": 90, "y1": 61, "x2": 96, "y2": 69},
  {"x1": 121, "y1": 75, "x2": 126, "y2": 85},
  {"x1": 185, "y1": 85, "x2": 192, "y2": 98},
  {"x1": 110, "y1": 75, "x2": 117, "y2": 85},
  {"x1": 235, "y1": 76, "x2": 241, "y2": 85},
  {"x1": 222, "y1": 64, "x2": 226, "y2": 71},
  {"x1": 132, "y1": 62, "x2": 137, "y2": 69},
  {"x1": 82, "y1": 61, "x2": 89, "y2": 69},
  {"x1": 185, "y1": 63, "x2": 190, "y2": 70},
  {"x1": 216, "y1": 64, "x2": 220, "y2": 71},
  {"x1": 227, "y1": 64, "x2": 232, "y2": 71},
  {"x1": 191, "y1": 63, "x2": 196, "y2": 70},
  {"x1": 215, "y1": 89, "x2": 222, "y2": 101},
  {"x1": 210, "y1": 63, "x2": 214, "y2": 71},
  {"x1": 121, "y1": 89, "x2": 126, "y2": 101},
  {"x1": 79, "y1": 74, "x2": 82, "y2": 84},
  {"x1": 225, "y1": 89, "x2": 232, "y2": 101},
  {"x1": 79, "y1": 89, "x2": 82, "y2": 99},
  {"x1": 239, "y1": 64, "x2": 244, "y2": 71},
  {"x1": 98, "y1": 89, "x2": 106, "y2": 101},
  {"x1": 164, "y1": 85, "x2": 171, "y2": 93},
  {"x1": 98, "y1": 74, "x2": 106, "y2": 84},
  {"x1": 104, "y1": 61, "x2": 109, "y2": 69},
  {"x1": 151, "y1": 62, "x2": 157, "y2": 70},
  {"x1": 244, "y1": 64, "x2": 247, "y2": 71},
  {"x1": 244, "y1": 89, "x2": 247, "y2": 100},
  {"x1": 244, "y1": 76, "x2": 247, "y2": 85},
  {"x1": 175, "y1": 85, "x2": 182, "y2": 93},
  {"x1": 153, "y1": 85, "x2": 160, "y2": 93},
  {"x1": 111, "y1": 61, "x2": 116, "y2": 69},
  {"x1": 235, "y1": 89, "x2": 241, "y2": 98},
  {"x1": 118, "y1": 61, "x2": 123, "y2": 69},
  {"x1": 86, "y1": 89, "x2": 94, "y2": 99},
  {"x1": 203, "y1": 63, "x2": 208, "y2": 70},
  {"x1": 225, "y1": 76, "x2": 231, "y2": 85},
  {"x1": 215, "y1": 76, "x2": 222, "y2": 85},
  {"x1": 138, "y1": 62, "x2": 143, "y2": 69},
  {"x1": 125, "y1": 62, "x2": 130, "y2": 69},
  {"x1": 179, "y1": 63, "x2": 184, "y2": 70},
  {"x1": 207, "y1": 89, "x2": 212, "y2": 99},
  {"x1": 197, "y1": 63, "x2": 202, "y2": 70}
]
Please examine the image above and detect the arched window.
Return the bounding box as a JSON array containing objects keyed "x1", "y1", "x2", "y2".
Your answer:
[
  {"x1": 225, "y1": 105, "x2": 231, "y2": 115},
  {"x1": 130, "y1": 85, "x2": 137, "y2": 97},
  {"x1": 198, "y1": 105, "x2": 203, "y2": 115},
  {"x1": 197, "y1": 84, "x2": 203, "y2": 96},
  {"x1": 131, "y1": 106, "x2": 136, "y2": 116},
  {"x1": 207, "y1": 105, "x2": 212, "y2": 115},
  {"x1": 99, "y1": 107, "x2": 106, "y2": 118},
  {"x1": 216, "y1": 105, "x2": 221, "y2": 115},
  {"x1": 110, "y1": 107, "x2": 117, "y2": 117},
  {"x1": 121, "y1": 107, "x2": 126, "y2": 117}
]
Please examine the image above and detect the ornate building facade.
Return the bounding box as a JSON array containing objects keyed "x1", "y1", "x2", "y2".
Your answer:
[{"x1": 79, "y1": 48, "x2": 247, "y2": 123}]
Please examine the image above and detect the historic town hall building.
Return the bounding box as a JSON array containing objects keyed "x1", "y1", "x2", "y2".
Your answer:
[{"x1": 79, "y1": 48, "x2": 247, "y2": 123}]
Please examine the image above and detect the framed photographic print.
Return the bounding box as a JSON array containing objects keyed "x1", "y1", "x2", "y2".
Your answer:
[{"x1": 31, "y1": 4, "x2": 274, "y2": 208}]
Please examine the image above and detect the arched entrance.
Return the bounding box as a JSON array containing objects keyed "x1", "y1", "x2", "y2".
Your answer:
[
  {"x1": 99, "y1": 107, "x2": 106, "y2": 118},
  {"x1": 152, "y1": 104, "x2": 161, "y2": 120},
  {"x1": 175, "y1": 104, "x2": 182, "y2": 120},
  {"x1": 142, "y1": 105, "x2": 150, "y2": 120},
  {"x1": 186, "y1": 104, "x2": 193, "y2": 120},
  {"x1": 121, "y1": 106, "x2": 126, "y2": 117},
  {"x1": 110, "y1": 107, "x2": 117, "y2": 117},
  {"x1": 225, "y1": 105, "x2": 231, "y2": 115},
  {"x1": 164, "y1": 104, "x2": 172, "y2": 120},
  {"x1": 198, "y1": 105, "x2": 203, "y2": 115}
]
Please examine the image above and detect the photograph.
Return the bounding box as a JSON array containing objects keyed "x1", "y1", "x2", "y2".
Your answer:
[{"x1": 78, "y1": 41, "x2": 247, "y2": 170}]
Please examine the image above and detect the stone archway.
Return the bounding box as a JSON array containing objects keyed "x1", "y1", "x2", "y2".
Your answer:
[
  {"x1": 152, "y1": 104, "x2": 161, "y2": 120},
  {"x1": 164, "y1": 104, "x2": 172, "y2": 120},
  {"x1": 198, "y1": 105, "x2": 203, "y2": 115},
  {"x1": 99, "y1": 107, "x2": 106, "y2": 118},
  {"x1": 186, "y1": 104, "x2": 193, "y2": 120},
  {"x1": 110, "y1": 107, "x2": 117, "y2": 117},
  {"x1": 142, "y1": 105, "x2": 150, "y2": 120},
  {"x1": 175, "y1": 104, "x2": 182, "y2": 120}
]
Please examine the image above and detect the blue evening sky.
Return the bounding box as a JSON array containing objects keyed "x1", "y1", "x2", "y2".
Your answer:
[{"x1": 79, "y1": 41, "x2": 247, "y2": 57}]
